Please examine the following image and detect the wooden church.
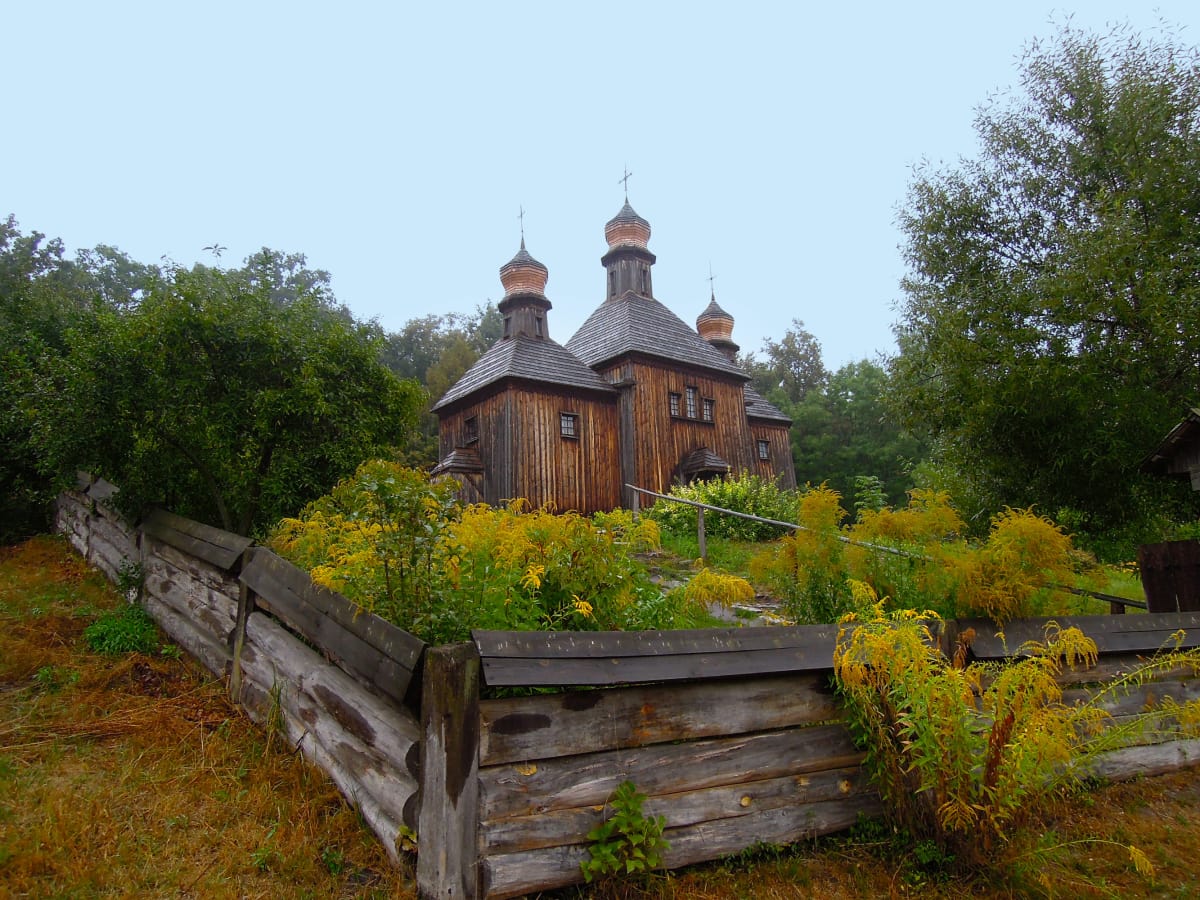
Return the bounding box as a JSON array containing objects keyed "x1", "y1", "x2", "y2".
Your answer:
[{"x1": 431, "y1": 199, "x2": 795, "y2": 514}]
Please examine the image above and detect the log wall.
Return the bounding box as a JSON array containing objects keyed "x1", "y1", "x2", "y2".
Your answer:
[
  {"x1": 438, "y1": 384, "x2": 622, "y2": 514},
  {"x1": 54, "y1": 486, "x2": 425, "y2": 866}
]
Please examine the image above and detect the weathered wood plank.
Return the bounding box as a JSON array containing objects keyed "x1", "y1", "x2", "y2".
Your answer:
[
  {"x1": 143, "y1": 567, "x2": 237, "y2": 641},
  {"x1": 239, "y1": 660, "x2": 417, "y2": 838},
  {"x1": 237, "y1": 656, "x2": 407, "y2": 865},
  {"x1": 478, "y1": 723, "x2": 863, "y2": 821},
  {"x1": 418, "y1": 643, "x2": 482, "y2": 900},
  {"x1": 481, "y1": 793, "x2": 881, "y2": 899},
  {"x1": 239, "y1": 550, "x2": 420, "y2": 705},
  {"x1": 1062, "y1": 677, "x2": 1200, "y2": 718},
  {"x1": 140, "y1": 507, "x2": 252, "y2": 572},
  {"x1": 242, "y1": 548, "x2": 424, "y2": 672},
  {"x1": 479, "y1": 673, "x2": 841, "y2": 765},
  {"x1": 474, "y1": 626, "x2": 842, "y2": 686},
  {"x1": 479, "y1": 765, "x2": 872, "y2": 856},
  {"x1": 242, "y1": 613, "x2": 421, "y2": 753},
  {"x1": 476, "y1": 624, "x2": 840, "y2": 659},
  {"x1": 1081, "y1": 738, "x2": 1200, "y2": 782},
  {"x1": 964, "y1": 613, "x2": 1200, "y2": 660},
  {"x1": 141, "y1": 594, "x2": 231, "y2": 678}
]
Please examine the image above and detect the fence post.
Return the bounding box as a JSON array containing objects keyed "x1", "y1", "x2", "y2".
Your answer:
[
  {"x1": 227, "y1": 548, "x2": 256, "y2": 702},
  {"x1": 418, "y1": 642, "x2": 481, "y2": 899},
  {"x1": 697, "y1": 507, "x2": 707, "y2": 564}
]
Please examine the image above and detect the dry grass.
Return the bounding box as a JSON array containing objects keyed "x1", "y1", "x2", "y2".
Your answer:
[
  {"x1": 0, "y1": 536, "x2": 415, "y2": 899},
  {"x1": 4, "y1": 535, "x2": 1200, "y2": 899}
]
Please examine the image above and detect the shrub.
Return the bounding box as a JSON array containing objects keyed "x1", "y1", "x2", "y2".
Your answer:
[
  {"x1": 834, "y1": 604, "x2": 1095, "y2": 867},
  {"x1": 645, "y1": 472, "x2": 796, "y2": 542}
]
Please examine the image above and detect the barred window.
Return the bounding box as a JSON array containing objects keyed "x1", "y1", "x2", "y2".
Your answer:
[
  {"x1": 702, "y1": 398, "x2": 715, "y2": 422},
  {"x1": 685, "y1": 386, "x2": 698, "y2": 418},
  {"x1": 560, "y1": 413, "x2": 578, "y2": 438},
  {"x1": 669, "y1": 392, "x2": 681, "y2": 417},
  {"x1": 464, "y1": 416, "x2": 479, "y2": 444},
  {"x1": 757, "y1": 439, "x2": 770, "y2": 460}
]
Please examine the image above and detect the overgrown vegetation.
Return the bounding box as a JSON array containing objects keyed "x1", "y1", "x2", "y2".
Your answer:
[
  {"x1": 83, "y1": 602, "x2": 160, "y2": 655},
  {"x1": 745, "y1": 485, "x2": 1110, "y2": 625},
  {"x1": 644, "y1": 472, "x2": 796, "y2": 541},
  {"x1": 270, "y1": 461, "x2": 734, "y2": 642},
  {"x1": 833, "y1": 599, "x2": 1200, "y2": 888}
]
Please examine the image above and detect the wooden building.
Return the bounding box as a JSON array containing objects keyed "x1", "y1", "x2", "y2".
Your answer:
[{"x1": 432, "y1": 200, "x2": 794, "y2": 514}]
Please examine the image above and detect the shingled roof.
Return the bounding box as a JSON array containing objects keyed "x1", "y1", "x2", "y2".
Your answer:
[
  {"x1": 743, "y1": 385, "x2": 792, "y2": 424},
  {"x1": 566, "y1": 292, "x2": 748, "y2": 379},
  {"x1": 432, "y1": 335, "x2": 616, "y2": 412}
]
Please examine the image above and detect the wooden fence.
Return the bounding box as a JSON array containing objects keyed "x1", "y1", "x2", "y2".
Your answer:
[{"x1": 54, "y1": 481, "x2": 1200, "y2": 899}]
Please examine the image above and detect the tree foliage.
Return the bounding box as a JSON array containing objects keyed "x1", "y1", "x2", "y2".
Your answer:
[
  {"x1": 39, "y1": 260, "x2": 423, "y2": 535},
  {"x1": 381, "y1": 304, "x2": 501, "y2": 465},
  {"x1": 0, "y1": 217, "x2": 160, "y2": 541},
  {"x1": 891, "y1": 22, "x2": 1200, "y2": 536}
]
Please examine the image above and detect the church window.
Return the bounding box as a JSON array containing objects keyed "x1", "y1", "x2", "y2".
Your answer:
[
  {"x1": 608, "y1": 270, "x2": 616, "y2": 298},
  {"x1": 535, "y1": 316, "x2": 543, "y2": 337},
  {"x1": 669, "y1": 392, "x2": 681, "y2": 417},
  {"x1": 685, "y1": 386, "x2": 698, "y2": 419},
  {"x1": 560, "y1": 412, "x2": 578, "y2": 438},
  {"x1": 464, "y1": 416, "x2": 479, "y2": 444},
  {"x1": 757, "y1": 439, "x2": 770, "y2": 460},
  {"x1": 503, "y1": 315, "x2": 512, "y2": 338},
  {"x1": 702, "y1": 398, "x2": 715, "y2": 422},
  {"x1": 641, "y1": 266, "x2": 648, "y2": 293}
]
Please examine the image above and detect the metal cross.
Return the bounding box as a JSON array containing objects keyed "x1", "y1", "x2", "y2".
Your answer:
[
  {"x1": 708, "y1": 264, "x2": 717, "y2": 298},
  {"x1": 618, "y1": 167, "x2": 633, "y2": 200},
  {"x1": 518, "y1": 205, "x2": 525, "y2": 243}
]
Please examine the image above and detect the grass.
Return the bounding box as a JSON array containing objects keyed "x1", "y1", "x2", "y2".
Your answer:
[
  {"x1": 0, "y1": 536, "x2": 413, "y2": 899},
  {"x1": 4, "y1": 535, "x2": 1199, "y2": 898}
]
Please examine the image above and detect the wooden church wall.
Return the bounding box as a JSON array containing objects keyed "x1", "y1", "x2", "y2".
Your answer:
[
  {"x1": 438, "y1": 387, "x2": 621, "y2": 514},
  {"x1": 607, "y1": 360, "x2": 755, "y2": 493},
  {"x1": 509, "y1": 386, "x2": 621, "y2": 514},
  {"x1": 751, "y1": 420, "x2": 797, "y2": 490}
]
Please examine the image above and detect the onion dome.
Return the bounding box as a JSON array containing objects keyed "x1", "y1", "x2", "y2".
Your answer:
[
  {"x1": 499, "y1": 238, "x2": 549, "y2": 296},
  {"x1": 697, "y1": 293, "x2": 739, "y2": 361},
  {"x1": 696, "y1": 295, "x2": 735, "y2": 342},
  {"x1": 604, "y1": 201, "x2": 651, "y2": 250}
]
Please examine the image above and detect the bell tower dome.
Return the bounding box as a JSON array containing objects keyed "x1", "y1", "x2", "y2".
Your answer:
[
  {"x1": 600, "y1": 199, "x2": 657, "y2": 301},
  {"x1": 497, "y1": 238, "x2": 552, "y2": 340}
]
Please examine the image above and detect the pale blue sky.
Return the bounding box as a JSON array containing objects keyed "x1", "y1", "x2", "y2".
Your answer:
[{"x1": 3, "y1": 2, "x2": 1197, "y2": 368}]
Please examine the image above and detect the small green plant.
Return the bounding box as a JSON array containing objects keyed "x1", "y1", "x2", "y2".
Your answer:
[
  {"x1": 319, "y1": 844, "x2": 345, "y2": 875},
  {"x1": 83, "y1": 603, "x2": 159, "y2": 655},
  {"x1": 249, "y1": 822, "x2": 280, "y2": 872},
  {"x1": 32, "y1": 665, "x2": 79, "y2": 692},
  {"x1": 580, "y1": 781, "x2": 669, "y2": 883}
]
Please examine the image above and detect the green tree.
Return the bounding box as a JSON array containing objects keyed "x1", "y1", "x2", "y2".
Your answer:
[
  {"x1": 891, "y1": 23, "x2": 1200, "y2": 539},
  {"x1": 41, "y1": 260, "x2": 424, "y2": 536},
  {"x1": 792, "y1": 360, "x2": 926, "y2": 506},
  {"x1": 382, "y1": 303, "x2": 502, "y2": 465},
  {"x1": 0, "y1": 218, "x2": 160, "y2": 541},
  {"x1": 742, "y1": 318, "x2": 828, "y2": 406}
]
